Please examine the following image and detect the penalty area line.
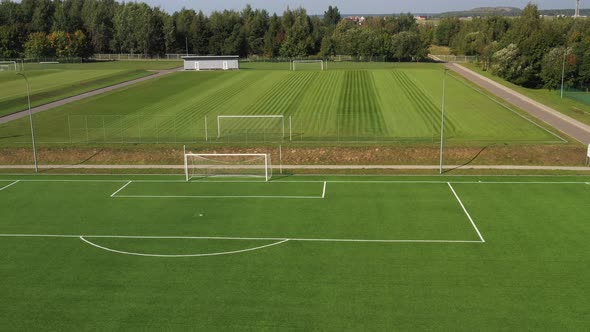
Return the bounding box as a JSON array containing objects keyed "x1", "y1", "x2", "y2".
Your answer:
[
  {"x1": 447, "y1": 182, "x2": 485, "y2": 243},
  {"x1": 110, "y1": 181, "x2": 132, "y2": 197},
  {"x1": 0, "y1": 180, "x2": 19, "y2": 191},
  {"x1": 0, "y1": 233, "x2": 484, "y2": 243}
]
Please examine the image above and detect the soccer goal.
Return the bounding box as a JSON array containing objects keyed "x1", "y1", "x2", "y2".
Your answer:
[
  {"x1": 292, "y1": 60, "x2": 325, "y2": 71},
  {"x1": 217, "y1": 115, "x2": 286, "y2": 140},
  {"x1": 184, "y1": 153, "x2": 272, "y2": 181},
  {"x1": 0, "y1": 61, "x2": 17, "y2": 72}
]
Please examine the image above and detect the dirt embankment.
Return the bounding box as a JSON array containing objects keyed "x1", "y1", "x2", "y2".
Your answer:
[{"x1": 0, "y1": 144, "x2": 586, "y2": 166}]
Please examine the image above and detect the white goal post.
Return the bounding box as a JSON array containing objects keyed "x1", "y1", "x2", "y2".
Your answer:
[
  {"x1": 292, "y1": 60, "x2": 325, "y2": 71},
  {"x1": 0, "y1": 61, "x2": 17, "y2": 71},
  {"x1": 217, "y1": 115, "x2": 286, "y2": 138},
  {"x1": 184, "y1": 153, "x2": 272, "y2": 181}
]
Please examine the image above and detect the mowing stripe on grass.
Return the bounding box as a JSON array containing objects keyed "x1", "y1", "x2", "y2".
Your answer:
[
  {"x1": 447, "y1": 71, "x2": 568, "y2": 143},
  {"x1": 447, "y1": 182, "x2": 485, "y2": 243}
]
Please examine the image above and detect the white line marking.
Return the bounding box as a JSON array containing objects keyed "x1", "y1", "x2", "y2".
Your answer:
[
  {"x1": 113, "y1": 195, "x2": 323, "y2": 199},
  {"x1": 4, "y1": 179, "x2": 590, "y2": 185},
  {"x1": 110, "y1": 181, "x2": 132, "y2": 197},
  {"x1": 0, "y1": 180, "x2": 19, "y2": 191},
  {"x1": 0, "y1": 233, "x2": 483, "y2": 243},
  {"x1": 322, "y1": 181, "x2": 327, "y2": 198},
  {"x1": 447, "y1": 182, "x2": 485, "y2": 243},
  {"x1": 79, "y1": 236, "x2": 290, "y2": 258}
]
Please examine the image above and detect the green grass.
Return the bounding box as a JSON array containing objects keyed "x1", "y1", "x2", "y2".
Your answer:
[
  {"x1": 0, "y1": 174, "x2": 588, "y2": 330},
  {"x1": 0, "y1": 61, "x2": 181, "y2": 117},
  {"x1": 462, "y1": 63, "x2": 590, "y2": 126},
  {"x1": 0, "y1": 63, "x2": 563, "y2": 145}
]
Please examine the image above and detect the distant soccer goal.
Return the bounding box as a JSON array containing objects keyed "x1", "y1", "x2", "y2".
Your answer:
[
  {"x1": 217, "y1": 115, "x2": 288, "y2": 140},
  {"x1": 292, "y1": 60, "x2": 325, "y2": 71},
  {"x1": 0, "y1": 61, "x2": 17, "y2": 72},
  {"x1": 184, "y1": 153, "x2": 272, "y2": 182}
]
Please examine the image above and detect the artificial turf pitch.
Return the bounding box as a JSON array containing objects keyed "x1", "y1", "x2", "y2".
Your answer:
[{"x1": 0, "y1": 175, "x2": 588, "y2": 330}]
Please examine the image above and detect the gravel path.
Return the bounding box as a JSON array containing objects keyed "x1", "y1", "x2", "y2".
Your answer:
[
  {"x1": 447, "y1": 62, "x2": 590, "y2": 145},
  {"x1": 0, "y1": 68, "x2": 181, "y2": 125}
]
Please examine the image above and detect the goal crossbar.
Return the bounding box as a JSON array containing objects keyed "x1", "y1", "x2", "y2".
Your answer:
[
  {"x1": 184, "y1": 153, "x2": 271, "y2": 181},
  {"x1": 217, "y1": 115, "x2": 285, "y2": 138}
]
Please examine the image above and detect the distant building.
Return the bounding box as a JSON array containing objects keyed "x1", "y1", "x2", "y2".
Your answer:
[
  {"x1": 182, "y1": 56, "x2": 240, "y2": 71},
  {"x1": 344, "y1": 16, "x2": 366, "y2": 25},
  {"x1": 414, "y1": 15, "x2": 428, "y2": 21}
]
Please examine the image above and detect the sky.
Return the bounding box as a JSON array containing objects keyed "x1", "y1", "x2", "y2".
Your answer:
[{"x1": 125, "y1": 0, "x2": 583, "y2": 15}]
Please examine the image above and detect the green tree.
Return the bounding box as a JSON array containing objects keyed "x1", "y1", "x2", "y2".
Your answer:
[
  {"x1": 324, "y1": 6, "x2": 341, "y2": 26},
  {"x1": 24, "y1": 31, "x2": 50, "y2": 57}
]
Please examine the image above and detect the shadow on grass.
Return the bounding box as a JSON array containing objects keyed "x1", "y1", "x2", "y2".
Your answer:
[{"x1": 443, "y1": 145, "x2": 489, "y2": 174}]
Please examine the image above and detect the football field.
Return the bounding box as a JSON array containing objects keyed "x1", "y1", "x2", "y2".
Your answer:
[
  {"x1": 0, "y1": 63, "x2": 564, "y2": 145},
  {"x1": 0, "y1": 175, "x2": 588, "y2": 330}
]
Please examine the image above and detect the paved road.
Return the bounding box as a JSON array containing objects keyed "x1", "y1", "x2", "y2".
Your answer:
[
  {"x1": 0, "y1": 68, "x2": 181, "y2": 125},
  {"x1": 447, "y1": 62, "x2": 590, "y2": 146},
  {"x1": 1, "y1": 164, "x2": 588, "y2": 171}
]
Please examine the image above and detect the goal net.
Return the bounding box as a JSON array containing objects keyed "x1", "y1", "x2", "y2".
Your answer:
[
  {"x1": 184, "y1": 153, "x2": 272, "y2": 181},
  {"x1": 292, "y1": 60, "x2": 325, "y2": 71},
  {"x1": 0, "y1": 61, "x2": 17, "y2": 72},
  {"x1": 217, "y1": 115, "x2": 285, "y2": 140}
]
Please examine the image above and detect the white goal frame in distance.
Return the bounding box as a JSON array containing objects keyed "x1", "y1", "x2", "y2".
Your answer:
[
  {"x1": 217, "y1": 115, "x2": 286, "y2": 138},
  {"x1": 184, "y1": 153, "x2": 272, "y2": 182},
  {"x1": 0, "y1": 61, "x2": 17, "y2": 71},
  {"x1": 292, "y1": 60, "x2": 325, "y2": 71}
]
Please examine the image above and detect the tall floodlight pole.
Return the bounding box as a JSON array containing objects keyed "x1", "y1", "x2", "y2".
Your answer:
[
  {"x1": 561, "y1": 47, "x2": 567, "y2": 99},
  {"x1": 17, "y1": 73, "x2": 38, "y2": 173},
  {"x1": 439, "y1": 68, "x2": 448, "y2": 175},
  {"x1": 185, "y1": 36, "x2": 189, "y2": 56}
]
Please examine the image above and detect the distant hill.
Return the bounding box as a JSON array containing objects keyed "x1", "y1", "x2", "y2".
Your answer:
[
  {"x1": 435, "y1": 7, "x2": 590, "y2": 18},
  {"x1": 437, "y1": 7, "x2": 522, "y2": 18}
]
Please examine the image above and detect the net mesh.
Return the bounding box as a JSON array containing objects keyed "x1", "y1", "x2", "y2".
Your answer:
[{"x1": 185, "y1": 154, "x2": 271, "y2": 181}]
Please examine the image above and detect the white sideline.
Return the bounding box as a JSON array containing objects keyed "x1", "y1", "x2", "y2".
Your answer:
[
  {"x1": 110, "y1": 181, "x2": 132, "y2": 197},
  {"x1": 0, "y1": 180, "x2": 19, "y2": 191},
  {"x1": 3, "y1": 179, "x2": 590, "y2": 185},
  {"x1": 447, "y1": 183, "x2": 486, "y2": 243},
  {"x1": 79, "y1": 236, "x2": 290, "y2": 258}
]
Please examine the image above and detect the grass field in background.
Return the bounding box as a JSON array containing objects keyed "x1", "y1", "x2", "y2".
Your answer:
[
  {"x1": 0, "y1": 174, "x2": 588, "y2": 330},
  {"x1": 462, "y1": 63, "x2": 590, "y2": 126},
  {"x1": 0, "y1": 61, "x2": 181, "y2": 117},
  {"x1": 0, "y1": 62, "x2": 563, "y2": 145}
]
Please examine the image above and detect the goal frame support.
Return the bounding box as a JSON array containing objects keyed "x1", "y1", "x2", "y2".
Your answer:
[
  {"x1": 184, "y1": 153, "x2": 271, "y2": 182},
  {"x1": 217, "y1": 115, "x2": 286, "y2": 139},
  {"x1": 292, "y1": 60, "x2": 325, "y2": 71},
  {"x1": 0, "y1": 61, "x2": 17, "y2": 71}
]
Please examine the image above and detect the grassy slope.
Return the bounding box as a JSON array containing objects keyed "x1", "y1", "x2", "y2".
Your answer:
[
  {"x1": 0, "y1": 174, "x2": 588, "y2": 330},
  {"x1": 461, "y1": 63, "x2": 590, "y2": 125},
  {"x1": 0, "y1": 63, "x2": 560, "y2": 145},
  {"x1": 0, "y1": 61, "x2": 181, "y2": 117}
]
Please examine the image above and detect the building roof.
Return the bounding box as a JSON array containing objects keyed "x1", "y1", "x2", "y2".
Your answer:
[{"x1": 182, "y1": 56, "x2": 239, "y2": 61}]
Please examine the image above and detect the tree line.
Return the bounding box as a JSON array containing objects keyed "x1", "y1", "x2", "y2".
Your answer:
[
  {"x1": 433, "y1": 4, "x2": 590, "y2": 89},
  {"x1": 0, "y1": 0, "x2": 431, "y2": 61}
]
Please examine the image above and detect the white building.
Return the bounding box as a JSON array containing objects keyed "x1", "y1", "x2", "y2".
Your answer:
[{"x1": 182, "y1": 56, "x2": 240, "y2": 71}]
